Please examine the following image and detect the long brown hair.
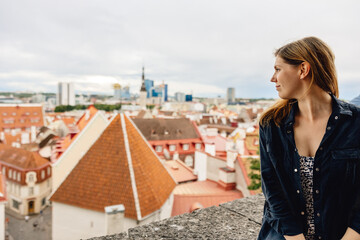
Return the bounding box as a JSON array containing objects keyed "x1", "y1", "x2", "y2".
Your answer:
[{"x1": 260, "y1": 36, "x2": 339, "y2": 127}]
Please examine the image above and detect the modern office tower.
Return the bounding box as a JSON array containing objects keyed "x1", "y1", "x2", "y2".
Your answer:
[
  {"x1": 175, "y1": 92, "x2": 186, "y2": 102},
  {"x1": 151, "y1": 84, "x2": 168, "y2": 102},
  {"x1": 185, "y1": 94, "x2": 193, "y2": 102},
  {"x1": 227, "y1": 87, "x2": 235, "y2": 104},
  {"x1": 57, "y1": 82, "x2": 75, "y2": 106},
  {"x1": 144, "y1": 79, "x2": 154, "y2": 98},
  {"x1": 113, "y1": 83, "x2": 122, "y2": 100}
]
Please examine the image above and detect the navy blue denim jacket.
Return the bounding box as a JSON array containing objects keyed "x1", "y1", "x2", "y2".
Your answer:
[{"x1": 258, "y1": 93, "x2": 360, "y2": 240}]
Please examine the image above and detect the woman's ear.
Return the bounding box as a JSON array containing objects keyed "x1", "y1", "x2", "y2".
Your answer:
[{"x1": 300, "y1": 62, "x2": 311, "y2": 80}]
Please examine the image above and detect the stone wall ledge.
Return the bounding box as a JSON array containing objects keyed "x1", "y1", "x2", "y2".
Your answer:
[{"x1": 87, "y1": 194, "x2": 265, "y2": 240}]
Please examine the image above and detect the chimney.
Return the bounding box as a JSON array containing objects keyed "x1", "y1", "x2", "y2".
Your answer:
[
  {"x1": 226, "y1": 150, "x2": 237, "y2": 169},
  {"x1": 104, "y1": 204, "x2": 125, "y2": 235},
  {"x1": 31, "y1": 126, "x2": 37, "y2": 142}
]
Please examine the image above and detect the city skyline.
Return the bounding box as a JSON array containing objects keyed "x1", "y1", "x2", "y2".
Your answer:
[{"x1": 1, "y1": 0, "x2": 360, "y2": 100}]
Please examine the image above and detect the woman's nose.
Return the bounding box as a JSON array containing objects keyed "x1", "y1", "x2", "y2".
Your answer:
[{"x1": 270, "y1": 74, "x2": 276, "y2": 82}]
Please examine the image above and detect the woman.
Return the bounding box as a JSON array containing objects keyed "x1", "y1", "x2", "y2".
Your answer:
[{"x1": 258, "y1": 37, "x2": 360, "y2": 240}]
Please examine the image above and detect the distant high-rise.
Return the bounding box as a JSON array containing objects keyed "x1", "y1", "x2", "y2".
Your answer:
[
  {"x1": 57, "y1": 82, "x2": 75, "y2": 106},
  {"x1": 175, "y1": 92, "x2": 185, "y2": 102},
  {"x1": 144, "y1": 79, "x2": 154, "y2": 98},
  {"x1": 227, "y1": 87, "x2": 235, "y2": 104}
]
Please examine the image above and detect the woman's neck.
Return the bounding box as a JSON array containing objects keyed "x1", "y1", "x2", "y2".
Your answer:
[{"x1": 296, "y1": 86, "x2": 332, "y2": 122}]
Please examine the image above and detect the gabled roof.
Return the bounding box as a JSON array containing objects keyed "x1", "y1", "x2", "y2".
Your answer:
[
  {"x1": 171, "y1": 180, "x2": 243, "y2": 216},
  {"x1": 164, "y1": 160, "x2": 197, "y2": 184},
  {"x1": 76, "y1": 105, "x2": 98, "y2": 131},
  {"x1": 132, "y1": 118, "x2": 200, "y2": 141},
  {"x1": 0, "y1": 144, "x2": 49, "y2": 169},
  {"x1": 51, "y1": 114, "x2": 176, "y2": 220},
  {"x1": 0, "y1": 104, "x2": 44, "y2": 129}
]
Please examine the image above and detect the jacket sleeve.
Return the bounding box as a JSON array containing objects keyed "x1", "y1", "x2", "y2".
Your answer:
[
  {"x1": 259, "y1": 124, "x2": 303, "y2": 236},
  {"x1": 349, "y1": 170, "x2": 360, "y2": 233}
]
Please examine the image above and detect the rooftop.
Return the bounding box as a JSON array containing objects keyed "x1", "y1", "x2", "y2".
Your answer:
[{"x1": 88, "y1": 194, "x2": 264, "y2": 239}]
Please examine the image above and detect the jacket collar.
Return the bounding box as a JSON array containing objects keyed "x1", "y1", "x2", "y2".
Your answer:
[{"x1": 284, "y1": 92, "x2": 352, "y2": 128}]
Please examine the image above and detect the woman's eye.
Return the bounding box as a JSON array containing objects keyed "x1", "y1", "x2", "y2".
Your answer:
[{"x1": 275, "y1": 68, "x2": 280, "y2": 72}]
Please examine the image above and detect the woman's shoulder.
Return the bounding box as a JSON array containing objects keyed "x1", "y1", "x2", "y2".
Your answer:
[{"x1": 337, "y1": 98, "x2": 360, "y2": 116}]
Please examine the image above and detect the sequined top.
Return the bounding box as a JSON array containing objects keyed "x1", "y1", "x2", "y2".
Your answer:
[{"x1": 299, "y1": 156, "x2": 315, "y2": 240}]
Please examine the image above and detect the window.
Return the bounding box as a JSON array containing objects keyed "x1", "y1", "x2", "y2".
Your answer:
[
  {"x1": 42, "y1": 197, "x2": 46, "y2": 206},
  {"x1": 17, "y1": 172, "x2": 21, "y2": 181},
  {"x1": 9, "y1": 169, "x2": 12, "y2": 179},
  {"x1": 155, "y1": 145, "x2": 163, "y2": 152},
  {"x1": 29, "y1": 187, "x2": 34, "y2": 196},
  {"x1": 41, "y1": 170, "x2": 45, "y2": 179},
  {"x1": 12, "y1": 170, "x2": 17, "y2": 180},
  {"x1": 169, "y1": 145, "x2": 176, "y2": 151},
  {"x1": 20, "y1": 119, "x2": 25, "y2": 123},
  {"x1": 2, "y1": 166, "x2": 5, "y2": 175},
  {"x1": 195, "y1": 143, "x2": 202, "y2": 150},
  {"x1": 12, "y1": 199, "x2": 20, "y2": 209},
  {"x1": 47, "y1": 167, "x2": 50, "y2": 176},
  {"x1": 12, "y1": 112, "x2": 16, "y2": 116},
  {"x1": 183, "y1": 144, "x2": 189, "y2": 151},
  {"x1": 2, "y1": 112, "x2": 7, "y2": 116},
  {"x1": 34, "y1": 112, "x2": 38, "y2": 115}
]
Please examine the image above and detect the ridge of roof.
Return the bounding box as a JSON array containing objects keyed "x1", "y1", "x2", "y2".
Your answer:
[
  {"x1": 51, "y1": 113, "x2": 176, "y2": 220},
  {"x1": 120, "y1": 113, "x2": 142, "y2": 220}
]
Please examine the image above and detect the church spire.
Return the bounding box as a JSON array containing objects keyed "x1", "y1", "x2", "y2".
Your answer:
[{"x1": 140, "y1": 66, "x2": 146, "y2": 92}]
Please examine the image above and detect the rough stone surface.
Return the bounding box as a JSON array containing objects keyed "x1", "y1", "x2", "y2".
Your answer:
[
  {"x1": 88, "y1": 194, "x2": 264, "y2": 240},
  {"x1": 86, "y1": 232, "x2": 129, "y2": 240},
  {"x1": 220, "y1": 193, "x2": 265, "y2": 224}
]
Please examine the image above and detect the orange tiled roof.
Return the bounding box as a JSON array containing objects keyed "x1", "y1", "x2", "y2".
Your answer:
[
  {"x1": 164, "y1": 160, "x2": 197, "y2": 184},
  {"x1": 76, "y1": 105, "x2": 98, "y2": 131},
  {"x1": 171, "y1": 180, "x2": 243, "y2": 216},
  {"x1": 0, "y1": 104, "x2": 44, "y2": 130},
  {"x1": 0, "y1": 171, "x2": 6, "y2": 202},
  {"x1": 2, "y1": 132, "x2": 22, "y2": 146},
  {"x1": 52, "y1": 106, "x2": 98, "y2": 159},
  {"x1": 51, "y1": 114, "x2": 176, "y2": 220},
  {"x1": 0, "y1": 144, "x2": 49, "y2": 169}
]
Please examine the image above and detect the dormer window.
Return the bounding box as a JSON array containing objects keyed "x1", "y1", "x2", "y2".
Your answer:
[
  {"x1": 169, "y1": 144, "x2": 176, "y2": 151},
  {"x1": 183, "y1": 144, "x2": 189, "y2": 151},
  {"x1": 195, "y1": 143, "x2": 202, "y2": 150},
  {"x1": 41, "y1": 170, "x2": 45, "y2": 179},
  {"x1": 155, "y1": 145, "x2": 163, "y2": 152}
]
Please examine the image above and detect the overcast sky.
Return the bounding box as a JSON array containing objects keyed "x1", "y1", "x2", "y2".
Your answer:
[{"x1": 0, "y1": 0, "x2": 359, "y2": 100}]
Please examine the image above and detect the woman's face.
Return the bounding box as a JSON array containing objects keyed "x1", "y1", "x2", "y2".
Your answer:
[{"x1": 271, "y1": 56, "x2": 303, "y2": 99}]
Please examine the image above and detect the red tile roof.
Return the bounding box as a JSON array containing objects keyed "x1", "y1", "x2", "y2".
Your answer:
[
  {"x1": 202, "y1": 135, "x2": 227, "y2": 152},
  {"x1": 171, "y1": 180, "x2": 243, "y2": 216},
  {"x1": 0, "y1": 143, "x2": 49, "y2": 169},
  {"x1": 52, "y1": 106, "x2": 98, "y2": 160},
  {"x1": 51, "y1": 114, "x2": 176, "y2": 220},
  {"x1": 0, "y1": 166, "x2": 6, "y2": 202},
  {"x1": 0, "y1": 104, "x2": 44, "y2": 130},
  {"x1": 164, "y1": 160, "x2": 197, "y2": 184}
]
